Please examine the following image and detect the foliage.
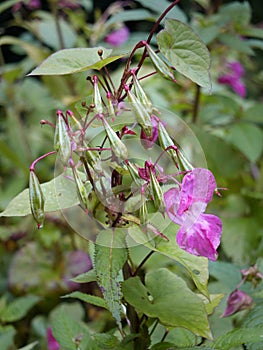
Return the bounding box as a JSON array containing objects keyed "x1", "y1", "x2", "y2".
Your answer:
[{"x1": 0, "y1": 0, "x2": 263, "y2": 349}]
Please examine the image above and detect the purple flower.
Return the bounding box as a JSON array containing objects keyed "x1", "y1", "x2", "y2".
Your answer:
[
  {"x1": 105, "y1": 26, "x2": 130, "y2": 47},
  {"x1": 218, "y1": 61, "x2": 246, "y2": 98},
  {"x1": 222, "y1": 289, "x2": 253, "y2": 317},
  {"x1": 164, "y1": 168, "x2": 222, "y2": 261},
  {"x1": 140, "y1": 115, "x2": 159, "y2": 149},
  {"x1": 12, "y1": 0, "x2": 41, "y2": 12},
  {"x1": 63, "y1": 250, "x2": 92, "y2": 291},
  {"x1": 47, "y1": 327, "x2": 60, "y2": 350}
]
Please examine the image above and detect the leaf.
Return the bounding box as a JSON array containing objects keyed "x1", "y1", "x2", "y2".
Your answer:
[
  {"x1": 0, "y1": 0, "x2": 21, "y2": 13},
  {"x1": 70, "y1": 269, "x2": 97, "y2": 283},
  {"x1": 122, "y1": 268, "x2": 212, "y2": 339},
  {"x1": 94, "y1": 229, "x2": 128, "y2": 327},
  {"x1": 28, "y1": 47, "x2": 124, "y2": 75},
  {"x1": 0, "y1": 295, "x2": 41, "y2": 323},
  {"x1": 218, "y1": 1, "x2": 251, "y2": 29},
  {"x1": 0, "y1": 173, "x2": 81, "y2": 217},
  {"x1": 135, "y1": 0, "x2": 187, "y2": 23},
  {"x1": 0, "y1": 325, "x2": 16, "y2": 350},
  {"x1": 227, "y1": 123, "x2": 263, "y2": 163},
  {"x1": 51, "y1": 305, "x2": 92, "y2": 350},
  {"x1": 212, "y1": 328, "x2": 263, "y2": 350},
  {"x1": 157, "y1": 19, "x2": 211, "y2": 89},
  {"x1": 106, "y1": 9, "x2": 153, "y2": 26},
  {"x1": 92, "y1": 333, "x2": 120, "y2": 349},
  {"x1": 62, "y1": 291, "x2": 108, "y2": 309},
  {"x1": 147, "y1": 221, "x2": 209, "y2": 298},
  {"x1": 17, "y1": 341, "x2": 39, "y2": 350}
]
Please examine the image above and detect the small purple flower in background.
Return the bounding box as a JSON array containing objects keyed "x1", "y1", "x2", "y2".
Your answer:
[
  {"x1": 222, "y1": 289, "x2": 253, "y2": 317},
  {"x1": 105, "y1": 26, "x2": 130, "y2": 47},
  {"x1": 140, "y1": 115, "x2": 159, "y2": 149},
  {"x1": 63, "y1": 250, "x2": 92, "y2": 291},
  {"x1": 47, "y1": 327, "x2": 60, "y2": 350},
  {"x1": 164, "y1": 168, "x2": 222, "y2": 261},
  {"x1": 13, "y1": 0, "x2": 41, "y2": 12},
  {"x1": 218, "y1": 61, "x2": 246, "y2": 98}
]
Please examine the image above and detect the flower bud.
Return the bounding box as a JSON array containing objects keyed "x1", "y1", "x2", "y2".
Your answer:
[
  {"x1": 54, "y1": 111, "x2": 71, "y2": 166},
  {"x1": 93, "y1": 75, "x2": 103, "y2": 114},
  {"x1": 124, "y1": 85, "x2": 152, "y2": 137},
  {"x1": 29, "y1": 170, "x2": 45, "y2": 229},
  {"x1": 101, "y1": 118, "x2": 128, "y2": 160},
  {"x1": 144, "y1": 42, "x2": 176, "y2": 82},
  {"x1": 222, "y1": 289, "x2": 253, "y2": 317}
]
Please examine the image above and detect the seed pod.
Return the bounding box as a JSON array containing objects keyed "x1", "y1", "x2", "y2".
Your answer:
[
  {"x1": 144, "y1": 42, "x2": 176, "y2": 82},
  {"x1": 93, "y1": 75, "x2": 103, "y2": 114},
  {"x1": 148, "y1": 166, "x2": 165, "y2": 214},
  {"x1": 106, "y1": 92, "x2": 116, "y2": 120},
  {"x1": 29, "y1": 170, "x2": 45, "y2": 229},
  {"x1": 139, "y1": 193, "x2": 148, "y2": 225},
  {"x1": 71, "y1": 163, "x2": 90, "y2": 211},
  {"x1": 124, "y1": 85, "x2": 152, "y2": 137},
  {"x1": 158, "y1": 122, "x2": 178, "y2": 166},
  {"x1": 101, "y1": 117, "x2": 128, "y2": 160},
  {"x1": 54, "y1": 112, "x2": 71, "y2": 166},
  {"x1": 132, "y1": 73, "x2": 152, "y2": 113},
  {"x1": 125, "y1": 160, "x2": 144, "y2": 188},
  {"x1": 177, "y1": 149, "x2": 194, "y2": 171}
]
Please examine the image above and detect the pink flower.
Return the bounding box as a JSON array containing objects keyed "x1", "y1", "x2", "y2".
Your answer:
[
  {"x1": 140, "y1": 115, "x2": 159, "y2": 149},
  {"x1": 164, "y1": 168, "x2": 222, "y2": 261},
  {"x1": 105, "y1": 26, "x2": 130, "y2": 47},
  {"x1": 222, "y1": 289, "x2": 253, "y2": 317},
  {"x1": 12, "y1": 0, "x2": 41, "y2": 12},
  {"x1": 47, "y1": 327, "x2": 60, "y2": 350},
  {"x1": 218, "y1": 61, "x2": 246, "y2": 98}
]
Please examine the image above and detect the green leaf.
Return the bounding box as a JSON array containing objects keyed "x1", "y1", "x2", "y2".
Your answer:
[
  {"x1": 0, "y1": 173, "x2": 81, "y2": 217},
  {"x1": 17, "y1": 341, "x2": 39, "y2": 350},
  {"x1": 122, "y1": 268, "x2": 212, "y2": 339},
  {"x1": 212, "y1": 328, "x2": 263, "y2": 350},
  {"x1": 28, "y1": 47, "x2": 124, "y2": 75},
  {"x1": 157, "y1": 19, "x2": 211, "y2": 89},
  {"x1": 0, "y1": 0, "x2": 21, "y2": 13},
  {"x1": 106, "y1": 9, "x2": 153, "y2": 26},
  {"x1": 135, "y1": 0, "x2": 187, "y2": 23},
  {"x1": 147, "y1": 221, "x2": 209, "y2": 298},
  {"x1": 70, "y1": 269, "x2": 97, "y2": 283},
  {"x1": 0, "y1": 325, "x2": 16, "y2": 350},
  {"x1": 219, "y1": 1, "x2": 251, "y2": 30},
  {"x1": 92, "y1": 333, "x2": 120, "y2": 349},
  {"x1": 51, "y1": 305, "x2": 92, "y2": 350},
  {"x1": 94, "y1": 229, "x2": 128, "y2": 327},
  {"x1": 226, "y1": 123, "x2": 263, "y2": 163},
  {"x1": 0, "y1": 295, "x2": 41, "y2": 323},
  {"x1": 62, "y1": 291, "x2": 108, "y2": 309}
]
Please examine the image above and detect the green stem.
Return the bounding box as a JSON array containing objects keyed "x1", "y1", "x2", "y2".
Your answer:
[{"x1": 192, "y1": 84, "x2": 201, "y2": 124}]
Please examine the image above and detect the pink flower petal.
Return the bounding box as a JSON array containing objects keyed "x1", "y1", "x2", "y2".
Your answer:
[
  {"x1": 176, "y1": 214, "x2": 222, "y2": 261},
  {"x1": 47, "y1": 327, "x2": 60, "y2": 350},
  {"x1": 222, "y1": 289, "x2": 253, "y2": 317},
  {"x1": 105, "y1": 26, "x2": 130, "y2": 47}
]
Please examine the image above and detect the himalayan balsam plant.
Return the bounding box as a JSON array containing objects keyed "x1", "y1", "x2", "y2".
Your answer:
[{"x1": 1, "y1": 1, "x2": 263, "y2": 349}]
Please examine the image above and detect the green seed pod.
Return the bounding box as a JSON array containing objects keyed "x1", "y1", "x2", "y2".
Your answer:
[
  {"x1": 145, "y1": 43, "x2": 176, "y2": 82},
  {"x1": 132, "y1": 73, "x2": 153, "y2": 113},
  {"x1": 149, "y1": 167, "x2": 165, "y2": 214},
  {"x1": 71, "y1": 164, "x2": 90, "y2": 211},
  {"x1": 54, "y1": 112, "x2": 71, "y2": 166},
  {"x1": 125, "y1": 160, "x2": 144, "y2": 189},
  {"x1": 177, "y1": 149, "x2": 194, "y2": 171},
  {"x1": 139, "y1": 195, "x2": 148, "y2": 225},
  {"x1": 125, "y1": 85, "x2": 152, "y2": 137},
  {"x1": 29, "y1": 170, "x2": 45, "y2": 229},
  {"x1": 93, "y1": 75, "x2": 103, "y2": 114},
  {"x1": 101, "y1": 118, "x2": 128, "y2": 160},
  {"x1": 158, "y1": 122, "x2": 178, "y2": 166}
]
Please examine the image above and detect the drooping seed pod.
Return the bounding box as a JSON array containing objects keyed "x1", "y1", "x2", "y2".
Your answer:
[
  {"x1": 106, "y1": 92, "x2": 116, "y2": 120},
  {"x1": 144, "y1": 42, "x2": 176, "y2": 82},
  {"x1": 125, "y1": 160, "x2": 144, "y2": 189},
  {"x1": 54, "y1": 111, "x2": 71, "y2": 166},
  {"x1": 139, "y1": 190, "x2": 148, "y2": 225},
  {"x1": 29, "y1": 170, "x2": 45, "y2": 229},
  {"x1": 177, "y1": 149, "x2": 194, "y2": 171},
  {"x1": 93, "y1": 75, "x2": 103, "y2": 115},
  {"x1": 124, "y1": 85, "x2": 152, "y2": 137},
  {"x1": 101, "y1": 117, "x2": 128, "y2": 160}
]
